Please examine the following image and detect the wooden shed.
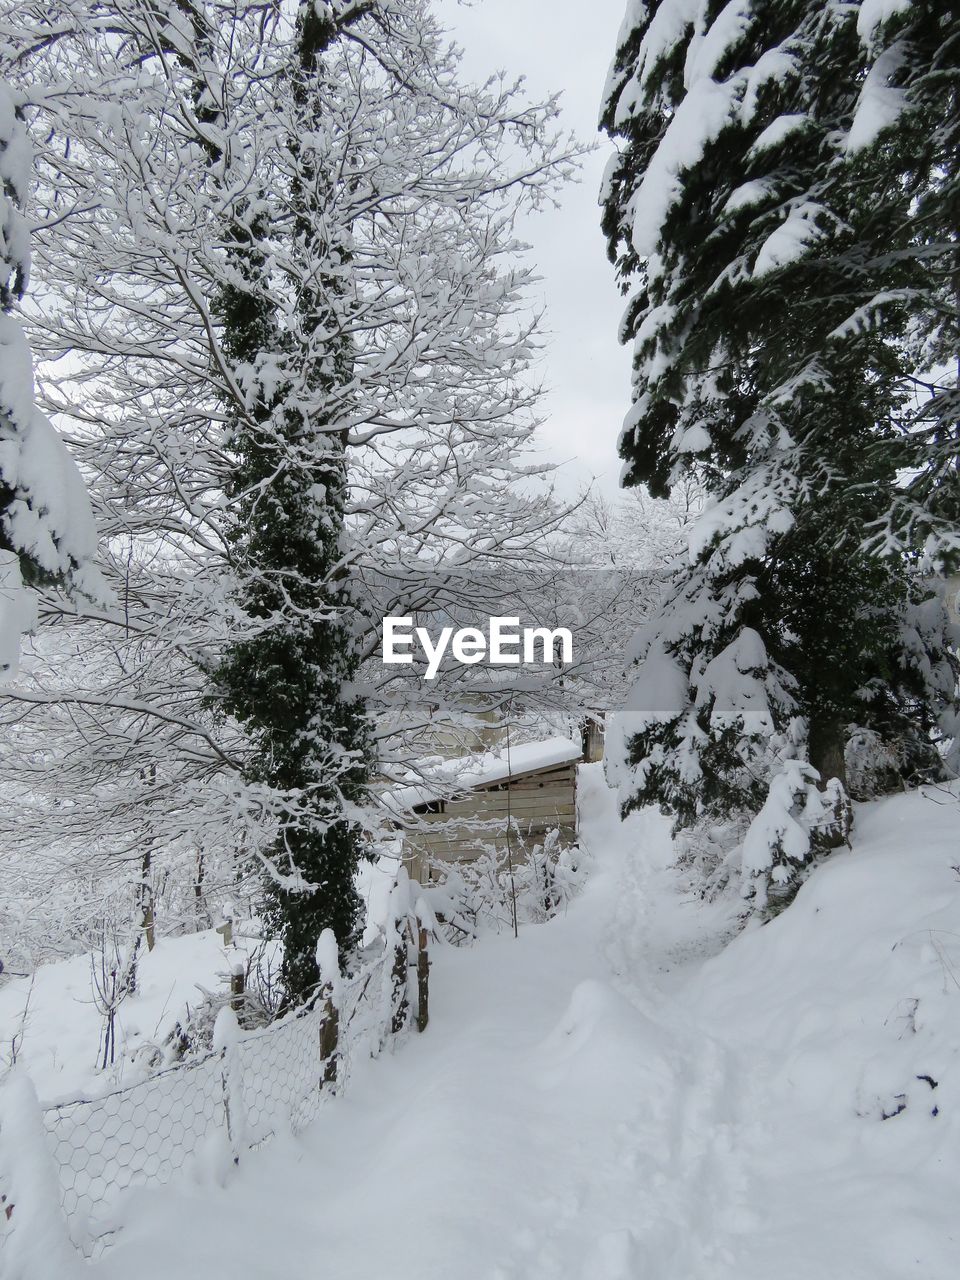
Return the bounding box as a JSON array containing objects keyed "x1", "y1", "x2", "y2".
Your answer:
[{"x1": 386, "y1": 736, "x2": 582, "y2": 885}]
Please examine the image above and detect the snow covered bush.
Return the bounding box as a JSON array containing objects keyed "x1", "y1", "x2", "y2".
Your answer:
[
  {"x1": 845, "y1": 729, "x2": 906, "y2": 802},
  {"x1": 740, "y1": 760, "x2": 852, "y2": 913},
  {"x1": 673, "y1": 813, "x2": 752, "y2": 902},
  {"x1": 427, "y1": 832, "x2": 586, "y2": 941}
]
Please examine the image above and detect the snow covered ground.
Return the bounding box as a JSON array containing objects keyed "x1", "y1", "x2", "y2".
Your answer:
[
  {"x1": 7, "y1": 766, "x2": 960, "y2": 1278},
  {"x1": 0, "y1": 860, "x2": 401, "y2": 1105},
  {"x1": 0, "y1": 930, "x2": 270, "y2": 1104}
]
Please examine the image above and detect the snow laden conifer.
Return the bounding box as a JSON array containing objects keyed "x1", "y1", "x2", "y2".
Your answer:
[
  {"x1": 0, "y1": 77, "x2": 98, "y2": 673},
  {"x1": 601, "y1": 0, "x2": 959, "y2": 904}
]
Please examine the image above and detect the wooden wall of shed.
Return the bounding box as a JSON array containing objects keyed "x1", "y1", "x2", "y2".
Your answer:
[
  {"x1": 402, "y1": 762, "x2": 578, "y2": 885},
  {"x1": 581, "y1": 717, "x2": 605, "y2": 763}
]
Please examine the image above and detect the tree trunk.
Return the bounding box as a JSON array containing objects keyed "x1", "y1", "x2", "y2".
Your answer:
[
  {"x1": 808, "y1": 718, "x2": 846, "y2": 789},
  {"x1": 141, "y1": 843, "x2": 156, "y2": 952},
  {"x1": 194, "y1": 849, "x2": 209, "y2": 928},
  {"x1": 809, "y1": 716, "x2": 851, "y2": 850}
]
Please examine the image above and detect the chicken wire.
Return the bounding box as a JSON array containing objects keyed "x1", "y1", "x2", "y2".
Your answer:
[
  {"x1": 24, "y1": 932, "x2": 410, "y2": 1255},
  {"x1": 42, "y1": 1049, "x2": 224, "y2": 1247},
  {"x1": 237, "y1": 1002, "x2": 328, "y2": 1146}
]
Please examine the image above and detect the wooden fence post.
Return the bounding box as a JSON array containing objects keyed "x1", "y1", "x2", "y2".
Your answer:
[
  {"x1": 213, "y1": 1007, "x2": 245, "y2": 1165},
  {"x1": 230, "y1": 959, "x2": 245, "y2": 1017},
  {"x1": 319, "y1": 984, "x2": 339, "y2": 1088},
  {"x1": 416, "y1": 924, "x2": 429, "y2": 1033},
  {"x1": 390, "y1": 919, "x2": 409, "y2": 1035}
]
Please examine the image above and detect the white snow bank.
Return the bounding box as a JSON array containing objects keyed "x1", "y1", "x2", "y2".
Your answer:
[
  {"x1": 0, "y1": 1070, "x2": 84, "y2": 1279},
  {"x1": 682, "y1": 783, "x2": 960, "y2": 1276},
  {"x1": 0, "y1": 928, "x2": 274, "y2": 1104},
  {"x1": 539, "y1": 977, "x2": 673, "y2": 1103}
]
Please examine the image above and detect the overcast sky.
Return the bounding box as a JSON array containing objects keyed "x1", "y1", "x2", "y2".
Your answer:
[{"x1": 437, "y1": 0, "x2": 633, "y2": 501}]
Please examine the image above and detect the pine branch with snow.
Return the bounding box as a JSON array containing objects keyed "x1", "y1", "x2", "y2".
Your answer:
[{"x1": 0, "y1": 76, "x2": 99, "y2": 677}]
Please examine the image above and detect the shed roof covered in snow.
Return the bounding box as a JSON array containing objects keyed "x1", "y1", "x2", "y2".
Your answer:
[{"x1": 382, "y1": 735, "x2": 582, "y2": 818}]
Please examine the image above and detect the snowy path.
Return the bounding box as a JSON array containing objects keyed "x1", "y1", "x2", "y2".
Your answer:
[
  {"x1": 85, "y1": 769, "x2": 959, "y2": 1280},
  {"x1": 87, "y1": 767, "x2": 740, "y2": 1280}
]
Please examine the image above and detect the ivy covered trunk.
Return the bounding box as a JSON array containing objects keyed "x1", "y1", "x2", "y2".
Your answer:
[{"x1": 215, "y1": 3, "x2": 372, "y2": 1006}]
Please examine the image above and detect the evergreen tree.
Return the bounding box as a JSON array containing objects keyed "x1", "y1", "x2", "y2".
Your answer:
[{"x1": 600, "y1": 0, "x2": 959, "y2": 899}]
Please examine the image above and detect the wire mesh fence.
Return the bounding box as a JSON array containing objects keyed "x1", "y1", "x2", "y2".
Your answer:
[
  {"x1": 0, "y1": 906, "x2": 426, "y2": 1260},
  {"x1": 43, "y1": 1049, "x2": 225, "y2": 1235},
  {"x1": 237, "y1": 1003, "x2": 326, "y2": 1147}
]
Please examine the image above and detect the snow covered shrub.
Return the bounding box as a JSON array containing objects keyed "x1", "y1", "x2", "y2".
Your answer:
[
  {"x1": 159, "y1": 989, "x2": 232, "y2": 1066},
  {"x1": 845, "y1": 729, "x2": 905, "y2": 801},
  {"x1": 673, "y1": 814, "x2": 752, "y2": 902},
  {"x1": 239, "y1": 943, "x2": 286, "y2": 1027},
  {"x1": 427, "y1": 832, "x2": 585, "y2": 942},
  {"x1": 88, "y1": 919, "x2": 135, "y2": 1071},
  {"x1": 846, "y1": 711, "x2": 955, "y2": 802},
  {"x1": 741, "y1": 761, "x2": 852, "y2": 914},
  {"x1": 161, "y1": 942, "x2": 286, "y2": 1067}
]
